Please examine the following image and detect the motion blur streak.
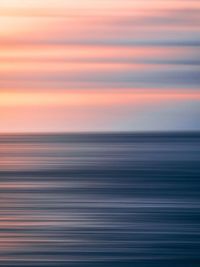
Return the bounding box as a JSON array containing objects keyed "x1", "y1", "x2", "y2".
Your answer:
[
  {"x1": 0, "y1": 0, "x2": 200, "y2": 266},
  {"x1": 0, "y1": 0, "x2": 200, "y2": 132},
  {"x1": 0, "y1": 133, "x2": 200, "y2": 266}
]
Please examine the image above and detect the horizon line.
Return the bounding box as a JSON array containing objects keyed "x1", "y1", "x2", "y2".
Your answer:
[{"x1": 0, "y1": 130, "x2": 199, "y2": 135}]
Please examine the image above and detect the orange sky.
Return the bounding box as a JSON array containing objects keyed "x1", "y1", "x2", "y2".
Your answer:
[{"x1": 0, "y1": 0, "x2": 199, "y2": 132}]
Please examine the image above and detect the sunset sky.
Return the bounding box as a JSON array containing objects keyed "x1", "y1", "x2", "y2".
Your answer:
[{"x1": 0, "y1": 0, "x2": 199, "y2": 132}]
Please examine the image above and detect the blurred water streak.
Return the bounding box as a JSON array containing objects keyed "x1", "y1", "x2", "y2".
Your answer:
[{"x1": 0, "y1": 133, "x2": 200, "y2": 266}]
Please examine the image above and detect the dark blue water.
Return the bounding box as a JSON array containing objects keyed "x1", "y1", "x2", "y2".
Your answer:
[{"x1": 0, "y1": 133, "x2": 200, "y2": 267}]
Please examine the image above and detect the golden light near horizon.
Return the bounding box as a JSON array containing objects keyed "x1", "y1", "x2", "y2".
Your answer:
[{"x1": 0, "y1": 90, "x2": 199, "y2": 108}]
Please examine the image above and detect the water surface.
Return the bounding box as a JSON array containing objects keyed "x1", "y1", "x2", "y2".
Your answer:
[{"x1": 0, "y1": 133, "x2": 200, "y2": 266}]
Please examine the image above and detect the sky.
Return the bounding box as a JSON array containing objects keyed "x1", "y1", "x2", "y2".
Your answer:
[{"x1": 0, "y1": 0, "x2": 199, "y2": 132}]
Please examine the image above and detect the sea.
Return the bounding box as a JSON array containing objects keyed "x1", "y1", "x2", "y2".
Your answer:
[{"x1": 0, "y1": 132, "x2": 200, "y2": 267}]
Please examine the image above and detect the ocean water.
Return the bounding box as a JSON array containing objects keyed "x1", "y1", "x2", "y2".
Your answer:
[{"x1": 0, "y1": 133, "x2": 200, "y2": 267}]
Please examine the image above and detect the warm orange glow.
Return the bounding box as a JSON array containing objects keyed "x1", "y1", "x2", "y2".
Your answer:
[
  {"x1": 1, "y1": 90, "x2": 199, "y2": 107},
  {"x1": 0, "y1": 0, "x2": 199, "y2": 132}
]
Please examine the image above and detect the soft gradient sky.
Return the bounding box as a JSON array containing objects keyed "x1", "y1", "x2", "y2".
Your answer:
[{"x1": 0, "y1": 0, "x2": 199, "y2": 132}]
